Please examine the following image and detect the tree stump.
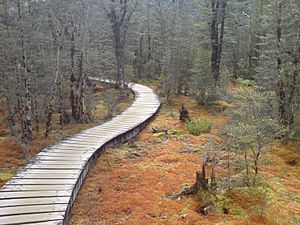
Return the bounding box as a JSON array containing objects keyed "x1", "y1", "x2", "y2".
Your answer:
[
  {"x1": 176, "y1": 163, "x2": 209, "y2": 197},
  {"x1": 195, "y1": 164, "x2": 209, "y2": 191},
  {"x1": 179, "y1": 104, "x2": 190, "y2": 122}
]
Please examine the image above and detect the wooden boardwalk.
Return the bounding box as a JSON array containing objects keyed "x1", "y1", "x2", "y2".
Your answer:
[{"x1": 0, "y1": 80, "x2": 161, "y2": 225}]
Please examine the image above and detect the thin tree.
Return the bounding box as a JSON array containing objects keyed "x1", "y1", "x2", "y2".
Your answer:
[
  {"x1": 107, "y1": 0, "x2": 138, "y2": 88},
  {"x1": 210, "y1": 0, "x2": 227, "y2": 86},
  {"x1": 17, "y1": 0, "x2": 33, "y2": 142}
]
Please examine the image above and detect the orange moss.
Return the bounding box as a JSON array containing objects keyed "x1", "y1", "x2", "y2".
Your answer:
[
  {"x1": 70, "y1": 95, "x2": 300, "y2": 225},
  {"x1": 69, "y1": 96, "x2": 228, "y2": 225}
]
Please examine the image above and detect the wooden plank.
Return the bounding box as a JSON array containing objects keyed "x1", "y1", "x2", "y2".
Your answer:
[
  {"x1": 25, "y1": 161, "x2": 84, "y2": 169},
  {"x1": 25, "y1": 221, "x2": 63, "y2": 225},
  {"x1": 83, "y1": 131, "x2": 119, "y2": 135},
  {"x1": 73, "y1": 134, "x2": 111, "y2": 139},
  {"x1": 0, "y1": 197, "x2": 70, "y2": 207},
  {"x1": 62, "y1": 138, "x2": 106, "y2": 144},
  {"x1": 35, "y1": 156, "x2": 88, "y2": 161},
  {"x1": 18, "y1": 169, "x2": 81, "y2": 174},
  {"x1": 0, "y1": 191, "x2": 71, "y2": 199},
  {"x1": 33, "y1": 161, "x2": 86, "y2": 165},
  {"x1": 55, "y1": 143, "x2": 95, "y2": 148},
  {"x1": 13, "y1": 173, "x2": 79, "y2": 179},
  {"x1": 0, "y1": 185, "x2": 74, "y2": 192},
  {"x1": 6, "y1": 179, "x2": 77, "y2": 185},
  {"x1": 25, "y1": 164, "x2": 83, "y2": 169},
  {"x1": 37, "y1": 151, "x2": 89, "y2": 157},
  {"x1": 0, "y1": 204, "x2": 67, "y2": 216},
  {"x1": 0, "y1": 212, "x2": 65, "y2": 225},
  {"x1": 60, "y1": 141, "x2": 96, "y2": 146},
  {"x1": 45, "y1": 147, "x2": 93, "y2": 152}
]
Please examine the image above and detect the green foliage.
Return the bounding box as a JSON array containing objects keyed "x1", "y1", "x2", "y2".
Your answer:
[
  {"x1": 190, "y1": 47, "x2": 214, "y2": 105},
  {"x1": 224, "y1": 79, "x2": 282, "y2": 184},
  {"x1": 186, "y1": 117, "x2": 212, "y2": 136},
  {"x1": 225, "y1": 79, "x2": 281, "y2": 150}
]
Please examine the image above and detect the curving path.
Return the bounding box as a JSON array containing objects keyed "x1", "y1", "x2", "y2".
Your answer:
[{"x1": 0, "y1": 80, "x2": 161, "y2": 225}]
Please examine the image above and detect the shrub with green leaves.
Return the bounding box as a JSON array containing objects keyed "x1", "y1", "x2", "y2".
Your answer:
[
  {"x1": 186, "y1": 117, "x2": 212, "y2": 136},
  {"x1": 224, "y1": 79, "x2": 282, "y2": 185}
]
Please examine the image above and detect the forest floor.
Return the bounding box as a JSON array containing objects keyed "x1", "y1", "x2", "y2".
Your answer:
[
  {"x1": 0, "y1": 86, "x2": 134, "y2": 187},
  {"x1": 69, "y1": 95, "x2": 300, "y2": 225}
]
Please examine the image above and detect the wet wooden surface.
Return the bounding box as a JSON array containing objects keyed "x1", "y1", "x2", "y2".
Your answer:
[{"x1": 0, "y1": 80, "x2": 161, "y2": 225}]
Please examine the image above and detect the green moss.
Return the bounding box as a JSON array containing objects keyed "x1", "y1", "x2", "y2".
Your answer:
[
  {"x1": 169, "y1": 129, "x2": 184, "y2": 136},
  {"x1": 153, "y1": 132, "x2": 166, "y2": 138},
  {"x1": 0, "y1": 136, "x2": 7, "y2": 141},
  {"x1": 216, "y1": 193, "x2": 246, "y2": 217},
  {"x1": 153, "y1": 129, "x2": 184, "y2": 139},
  {"x1": 115, "y1": 149, "x2": 129, "y2": 157},
  {"x1": 0, "y1": 169, "x2": 16, "y2": 182}
]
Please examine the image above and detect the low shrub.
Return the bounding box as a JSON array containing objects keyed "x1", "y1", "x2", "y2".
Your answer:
[{"x1": 186, "y1": 117, "x2": 212, "y2": 135}]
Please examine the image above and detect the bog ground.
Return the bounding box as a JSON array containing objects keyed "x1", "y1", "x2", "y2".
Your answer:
[{"x1": 69, "y1": 96, "x2": 300, "y2": 225}]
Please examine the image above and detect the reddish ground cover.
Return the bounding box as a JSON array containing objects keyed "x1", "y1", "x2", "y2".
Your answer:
[{"x1": 69, "y1": 96, "x2": 300, "y2": 225}]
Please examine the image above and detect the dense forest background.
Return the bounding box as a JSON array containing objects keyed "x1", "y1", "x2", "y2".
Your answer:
[
  {"x1": 0, "y1": 0, "x2": 299, "y2": 144},
  {"x1": 0, "y1": 1, "x2": 299, "y2": 223}
]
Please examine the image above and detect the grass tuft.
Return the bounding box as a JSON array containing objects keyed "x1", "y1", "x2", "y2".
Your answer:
[{"x1": 186, "y1": 117, "x2": 212, "y2": 136}]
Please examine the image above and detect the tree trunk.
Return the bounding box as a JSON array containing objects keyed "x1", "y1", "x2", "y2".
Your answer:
[
  {"x1": 24, "y1": 77, "x2": 33, "y2": 141},
  {"x1": 211, "y1": 0, "x2": 219, "y2": 85},
  {"x1": 70, "y1": 73, "x2": 77, "y2": 120},
  {"x1": 58, "y1": 85, "x2": 70, "y2": 128},
  {"x1": 108, "y1": 0, "x2": 137, "y2": 89},
  {"x1": 210, "y1": 0, "x2": 226, "y2": 86},
  {"x1": 75, "y1": 53, "x2": 89, "y2": 123},
  {"x1": 18, "y1": 0, "x2": 33, "y2": 142},
  {"x1": 216, "y1": 0, "x2": 226, "y2": 81},
  {"x1": 34, "y1": 100, "x2": 39, "y2": 134},
  {"x1": 70, "y1": 15, "x2": 77, "y2": 120},
  {"x1": 113, "y1": 22, "x2": 125, "y2": 88},
  {"x1": 45, "y1": 25, "x2": 61, "y2": 138},
  {"x1": 116, "y1": 49, "x2": 125, "y2": 88},
  {"x1": 4, "y1": 96, "x2": 16, "y2": 136}
]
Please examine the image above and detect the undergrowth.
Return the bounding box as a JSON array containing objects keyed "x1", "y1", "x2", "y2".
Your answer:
[{"x1": 186, "y1": 117, "x2": 212, "y2": 136}]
